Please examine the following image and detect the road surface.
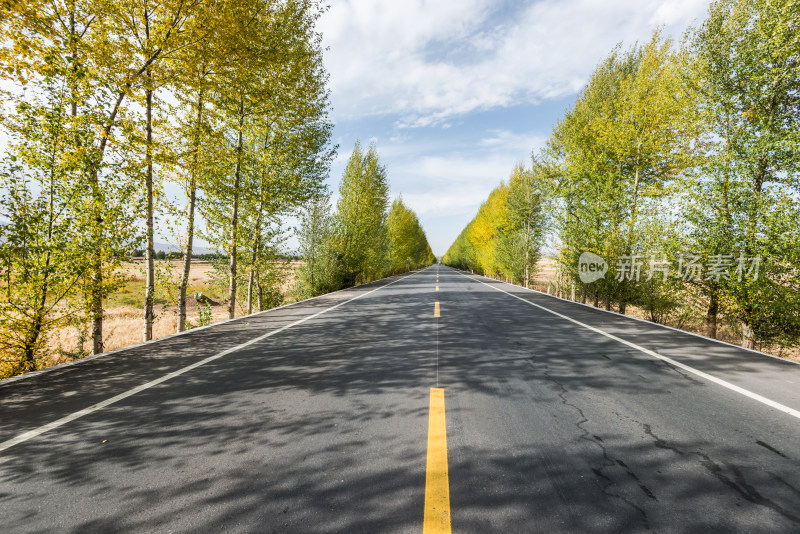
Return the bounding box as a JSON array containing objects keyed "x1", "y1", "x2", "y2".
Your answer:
[{"x1": 1, "y1": 265, "x2": 799, "y2": 533}]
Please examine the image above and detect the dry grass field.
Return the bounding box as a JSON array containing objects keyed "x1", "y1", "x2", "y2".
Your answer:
[{"x1": 42, "y1": 259, "x2": 300, "y2": 368}]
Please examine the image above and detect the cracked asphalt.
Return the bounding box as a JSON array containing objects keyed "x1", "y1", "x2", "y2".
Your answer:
[{"x1": 1, "y1": 265, "x2": 800, "y2": 533}]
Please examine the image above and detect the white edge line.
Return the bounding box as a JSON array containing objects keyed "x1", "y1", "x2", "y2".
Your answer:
[
  {"x1": 449, "y1": 267, "x2": 799, "y2": 367},
  {"x1": 0, "y1": 269, "x2": 422, "y2": 457},
  {"x1": 454, "y1": 268, "x2": 800, "y2": 421},
  {"x1": 0, "y1": 268, "x2": 426, "y2": 387}
]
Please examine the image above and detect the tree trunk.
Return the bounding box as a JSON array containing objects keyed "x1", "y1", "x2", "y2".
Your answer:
[
  {"x1": 20, "y1": 312, "x2": 44, "y2": 372},
  {"x1": 227, "y1": 101, "x2": 244, "y2": 320},
  {"x1": 178, "y1": 181, "x2": 195, "y2": 332},
  {"x1": 143, "y1": 71, "x2": 155, "y2": 342},
  {"x1": 71, "y1": 14, "x2": 106, "y2": 356},
  {"x1": 247, "y1": 218, "x2": 262, "y2": 316},
  {"x1": 706, "y1": 291, "x2": 718, "y2": 339},
  {"x1": 309, "y1": 256, "x2": 315, "y2": 295},
  {"x1": 257, "y1": 281, "x2": 264, "y2": 312},
  {"x1": 619, "y1": 149, "x2": 642, "y2": 318},
  {"x1": 84, "y1": 36, "x2": 151, "y2": 354},
  {"x1": 90, "y1": 273, "x2": 103, "y2": 354},
  {"x1": 90, "y1": 168, "x2": 104, "y2": 355},
  {"x1": 742, "y1": 321, "x2": 755, "y2": 350},
  {"x1": 178, "y1": 89, "x2": 203, "y2": 332},
  {"x1": 524, "y1": 247, "x2": 529, "y2": 289},
  {"x1": 246, "y1": 161, "x2": 267, "y2": 316},
  {"x1": 247, "y1": 270, "x2": 255, "y2": 315}
]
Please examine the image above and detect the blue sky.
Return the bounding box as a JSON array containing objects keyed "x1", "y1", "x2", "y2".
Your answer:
[{"x1": 318, "y1": 0, "x2": 711, "y2": 255}]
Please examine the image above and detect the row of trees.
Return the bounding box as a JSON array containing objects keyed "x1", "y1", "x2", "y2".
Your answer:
[
  {"x1": 0, "y1": 0, "x2": 334, "y2": 377},
  {"x1": 445, "y1": 0, "x2": 800, "y2": 352},
  {"x1": 295, "y1": 141, "x2": 436, "y2": 297},
  {"x1": 443, "y1": 164, "x2": 547, "y2": 288}
]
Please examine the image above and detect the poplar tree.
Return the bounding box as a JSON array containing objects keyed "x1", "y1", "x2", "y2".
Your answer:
[
  {"x1": 689, "y1": 0, "x2": 800, "y2": 348},
  {"x1": 336, "y1": 141, "x2": 390, "y2": 285},
  {"x1": 442, "y1": 163, "x2": 545, "y2": 284},
  {"x1": 172, "y1": 58, "x2": 220, "y2": 332},
  {"x1": 198, "y1": 0, "x2": 332, "y2": 319},
  {"x1": 0, "y1": 91, "x2": 90, "y2": 373},
  {"x1": 547, "y1": 32, "x2": 698, "y2": 310},
  {"x1": 502, "y1": 163, "x2": 547, "y2": 287},
  {"x1": 295, "y1": 196, "x2": 341, "y2": 297},
  {"x1": 548, "y1": 53, "x2": 627, "y2": 308},
  {"x1": 387, "y1": 197, "x2": 435, "y2": 274},
  {"x1": 117, "y1": 0, "x2": 216, "y2": 341},
  {"x1": 0, "y1": 0, "x2": 335, "y2": 375},
  {"x1": 0, "y1": 0, "x2": 149, "y2": 356}
]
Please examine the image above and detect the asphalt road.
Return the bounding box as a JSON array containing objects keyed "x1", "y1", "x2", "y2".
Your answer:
[{"x1": 2, "y1": 265, "x2": 800, "y2": 533}]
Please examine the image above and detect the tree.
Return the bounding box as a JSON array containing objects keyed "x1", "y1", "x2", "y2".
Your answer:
[
  {"x1": 172, "y1": 58, "x2": 218, "y2": 332},
  {"x1": 547, "y1": 51, "x2": 627, "y2": 308},
  {"x1": 295, "y1": 196, "x2": 342, "y2": 297},
  {"x1": 443, "y1": 162, "x2": 546, "y2": 285},
  {"x1": 501, "y1": 163, "x2": 547, "y2": 287},
  {"x1": 0, "y1": 0, "x2": 335, "y2": 376},
  {"x1": 1, "y1": 0, "x2": 152, "y2": 357},
  {"x1": 387, "y1": 197, "x2": 435, "y2": 274},
  {"x1": 239, "y1": 31, "x2": 335, "y2": 315},
  {"x1": 196, "y1": 0, "x2": 332, "y2": 320},
  {"x1": 335, "y1": 141, "x2": 390, "y2": 285},
  {"x1": 0, "y1": 98, "x2": 88, "y2": 374},
  {"x1": 689, "y1": 0, "x2": 800, "y2": 348},
  {"x1": 120, "y1": 0, "x2": 219, "y2": 341},
  {"x1": 1, "y1": 0, "x2": 207, "y2": 354},
  {"x1": 547, "y1": 32, "x2": 699, "y2": 311}
]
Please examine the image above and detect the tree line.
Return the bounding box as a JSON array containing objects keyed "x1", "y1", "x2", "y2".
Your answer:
[
  {"x1": 295, "y1": 141, "x2": 436, "y2": 298},
  {"x1": 444, "y1": 0, "x2": 800, "y2": 353},
  {"x1": 0, "y1": 0, "x2": 335, "y2": 377},
  {"x1": 443, "y1": 163, "x2": 547, "y2": 289}
]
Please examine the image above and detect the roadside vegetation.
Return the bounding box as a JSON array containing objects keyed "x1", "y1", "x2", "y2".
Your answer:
[
  {"x1": 294, "y1": 141, "x2": 436, "y2": 300},
  {"x1": 444, "y1": 0, "x2": 800, "y2": 358},
  {"x1": 0, "y1": 3, "x2": 435, "y2": 380},
  {"x1": 0, "y1": 0, "x2": 328, "y2": 379}
]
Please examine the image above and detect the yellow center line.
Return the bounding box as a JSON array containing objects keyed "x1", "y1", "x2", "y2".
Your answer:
[
  {"x1": 423, "y1": 388, "x2": 451, "y2": 534},
  {"x1": 435, "y1": 285, "x2": 439, "y2": 292},
  {"x1": 434, "y1": 301, "x2": 440, "y2": 317}
]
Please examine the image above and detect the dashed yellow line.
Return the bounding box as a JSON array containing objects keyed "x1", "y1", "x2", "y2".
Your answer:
[
  {"x1": 435, "y1": 285, "x2": 439, "y2": 292},
  {"x1": 434, "y1": 301, "x2": 440, "y2": 317},
  {"x1": 423, "y1": 388, "x2": 451, "y2": 534}
]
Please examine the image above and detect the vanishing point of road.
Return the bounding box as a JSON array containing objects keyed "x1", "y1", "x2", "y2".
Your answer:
[{"x1": 2, "y1": 265, "x2": 800, "y2": 532}]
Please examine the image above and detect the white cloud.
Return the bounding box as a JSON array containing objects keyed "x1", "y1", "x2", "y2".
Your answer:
[
  {"x1": 389, "y1": 148, "x2": 537, "y2": 216},
  {"x1": 650, "y1": 0, "x2": 709, "y2": 26},
  {"x1": 479, "y1": 130, "x2": 548, "y2": 152},
  {"x1": 319, "y1": 0, "x2": 711, "y2": 253},
  {"x1": 320, "y1": 0, "x2": 710, "y2": 126}
]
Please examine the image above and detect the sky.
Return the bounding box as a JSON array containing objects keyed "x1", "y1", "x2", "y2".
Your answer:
[{"x1": 318, "y1": 0, "x2": 712, "y2": 256}]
